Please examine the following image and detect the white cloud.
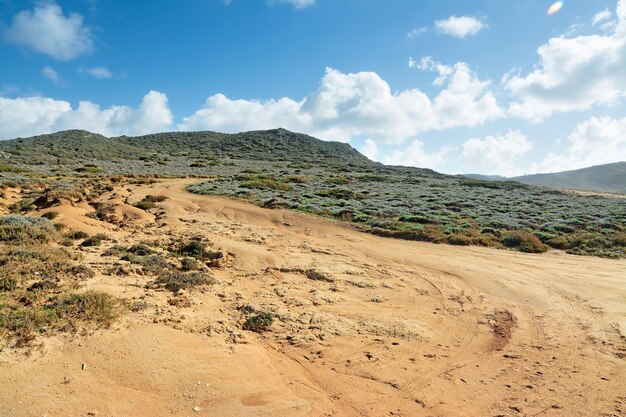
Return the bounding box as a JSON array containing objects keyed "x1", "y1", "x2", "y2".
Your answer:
[
  {"x1": 180, "y1": 66, "x2": 502, "y2": 144},
  {"x1": 81, "y1": 66, "x2": 113, "y2": 79},
  {"x1": 531, "y1": 115, "x2": 626, "y2": 173},
  {"x1": 382, "y1": 140, "x2": 450, "y2": 170},
  {"x1": 269, "y1": 0, "x2": 315, "y2": 9},
  {"x1": 435, "y1": 15, "x2": 486, "y2": 38},
  {"x1": 0, "y1": 91, "x2": 173, "y2": 139},
  {"x1": 592, "y1": 8, "x2": 612, "y2": 26},
  {"x1": 42, "y1": 66, "x2": 60, "y2": 84},
  {"x1": 406, "y1": 26, "x2": 428, "y2": 38},
  {"x1": 359, "y1": 139, "x2": 379, "y2": 161},
  {"x1": 4, "y1": 3, "x2": 94, "y2": 60},
  {"x1": 460, "y1": 130, "x2": 534, "y2": 177},
  {"x1": 503, "y1": 0, "x2": 626, "y2": 121}
]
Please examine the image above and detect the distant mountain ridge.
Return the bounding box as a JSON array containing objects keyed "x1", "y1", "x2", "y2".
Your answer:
[
  {"x1": 462, "y1": 162, "x2": 626, "y2": 194},
  {"x1": 510, "y1": 162, "x2": 626, "y2": 194}
]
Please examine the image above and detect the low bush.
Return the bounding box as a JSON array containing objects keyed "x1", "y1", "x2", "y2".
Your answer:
[
  {"x1": 41, "y1": 211, "x2": 59, "y2": 220},
  {"x1": 241, "y1": 178, "x2": 292, "y2": 191},
  {"x1": 80, "y1": 233, "x2": 109, "y2": 247},
  {"x1": 242, "y1": 312, "x2": 274, "y2": 332},
  {"x1": 52, "y1": 291, "x2": 120, "y2": 326},
  {"x1": 66, "y1": 230, "x2": 89, "y2": 240},
  {"x1": 151, "y1": 271, "x2": 214, "y2": 293},
  {"x1": 134, "y1": 195, "x2": 168, "y2": 210},
  {"x1": 0, "y1": 215, "x2": 55, "y2": 243},
  {"x1": 501, "y1": 231, "x2": 548, "y2": 253}
]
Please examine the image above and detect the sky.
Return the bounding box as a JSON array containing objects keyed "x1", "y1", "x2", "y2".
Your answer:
[{"x1": 1, "y1": 0, "x2": 626, "y2": 176}]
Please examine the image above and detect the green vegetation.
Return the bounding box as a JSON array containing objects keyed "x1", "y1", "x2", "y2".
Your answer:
[
  {"x1": 1, "y1": 128, "x2": 624, "y2": 258},
  {"x1": 0, "y1": 215, "x2": 55, "y2": 243},
  {"x1": 134, "y1": 194, "x2": 168, "y2": 210},
  {"x1": 501, "y1": 231, "x2": 548, "y2": 253},
  {"x1": 151, "y1": 271, "x2": 214, "y2": 293},
  {"x1": 41, "y1": 211, "x2": 59, "y2": 220},
  {"x1": 169, "y1": 239, "x2": 224, "y2": 265},
  {"x1": 52, "y1": 291, "x2": 120, "y2": 326},
  {"x1": 242, "y1": 312, "x2": 274, "y2": 332},
  {"x1": 80, "y1": 233, "x2": 109, "y2": 247}
]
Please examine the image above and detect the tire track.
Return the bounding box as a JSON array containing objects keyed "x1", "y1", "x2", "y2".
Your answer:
[{"x1": 396, "y1": 272, "x2": 482, "y2": 400}]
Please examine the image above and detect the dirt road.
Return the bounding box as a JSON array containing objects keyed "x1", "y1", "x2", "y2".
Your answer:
[{"x1": 1, "y1": 179, "x2": 624, "y2": 417}]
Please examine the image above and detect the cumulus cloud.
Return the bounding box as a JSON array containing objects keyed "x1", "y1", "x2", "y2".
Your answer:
[
  {"x1": 4, "y1": 3, "x2": 94, "y2": 60},
  {"x1": 0, "y1": 91, "x2": 173, "y2": 139},
  {"x1": 42, "y1": 66, "x2": 60, "y2": 84},
  {"x1": 531, "y1": 115, "x2": 626, "y2": 173},
  {"x1": 460, "y1": 130, "x2": 534, "y2": 177},
  {"x1": 359, "y1": 139, "x2": 379, "y2": 161},
  {"x1": 435, "y1": 15, "x2": 486, "y2": 38},
  {"x1": 382, "y1": 140, "x2": 451, "y2": 170},
  {"x1": 503, "y1": 0, "x2": 626, "y2": 121},
  {"x1": 180, "y1": 66, "x2": 502, "y2": 144},
  {"x1": 80, "y1": 66, "x2": 113, "y2": 79}
]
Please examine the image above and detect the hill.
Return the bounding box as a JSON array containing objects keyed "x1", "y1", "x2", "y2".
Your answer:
[
  {"x1": 0, "y1": 129, "x2": 624, "y2": 258},
  {"x1": 510, "y1": 162, "x2": 626, "y2": 194},
  {"x1": 0, "y1": 128, "x2": 370, "y2": 167}
]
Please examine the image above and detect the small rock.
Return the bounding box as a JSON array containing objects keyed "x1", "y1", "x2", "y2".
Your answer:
[{"x1": 193, "y1": 405, "x2": 202, "y2": 412}]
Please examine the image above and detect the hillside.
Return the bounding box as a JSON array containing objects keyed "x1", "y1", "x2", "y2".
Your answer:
[
  {"x1": 510, "y1": 162, "x2": 626, "y2": 194},
  {"x1": 0, "y1": 129, "x2": 624, "y2": 258},
  {"x1": 0, "y1": 128, "x2": 371, "y2": 167}
]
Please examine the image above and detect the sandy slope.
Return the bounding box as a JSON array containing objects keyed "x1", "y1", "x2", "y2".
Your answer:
[{"x1": 1, "y1": 179, "x2": 625, "y2": 417}]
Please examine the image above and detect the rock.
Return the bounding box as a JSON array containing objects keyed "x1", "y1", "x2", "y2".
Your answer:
[{"x1": 193, "y1": 405, "x2": 202, "y2": 412}]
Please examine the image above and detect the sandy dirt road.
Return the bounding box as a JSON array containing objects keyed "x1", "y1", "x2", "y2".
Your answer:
[{"x1": 1, "y1": 179, "x2": 625, "y2": 417}]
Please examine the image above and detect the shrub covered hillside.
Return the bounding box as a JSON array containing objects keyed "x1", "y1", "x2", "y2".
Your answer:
[
  {"x1": 0, "y1": 129, "x2": 624, "y2": 258},
  {"x1": 189, "y1": 168, "x2": 626, "y2": 258}
]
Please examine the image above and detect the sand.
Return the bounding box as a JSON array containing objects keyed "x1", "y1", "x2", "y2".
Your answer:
[{"x1": 1, "y1": 179, "x2": 624, "y2": 417}]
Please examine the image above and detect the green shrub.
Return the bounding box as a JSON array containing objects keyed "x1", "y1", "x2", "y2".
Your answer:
[
  {"x1": 0, "y1": 162, "x2": 26, "y2": 173},
  {"x1": 180, "y1": 257, "x2": 200, "y2": 271},
  {"x1": 80, "y1": 233, "x2": 109, "y2": 247},
  {"x1": 151, "y1": 271, "x2": 214, "y2": 293},
  {"x1": 41, "y1": 211, "x2": 59, "y2": 220},
  {"x1": 242, "y1": 312, "x2": 274, "y2": 332},
  {"x1": 0, "y1": 215, "x2": 55, "y2": 243},
  {"x1": 134, "y1": 195, "x2": 168, "y2": 210},
  {"x1": 241, "y1": 179, "x2": 292, "y2": 191},
  {"x1": 316, "y1": 188, "x2": 364, "y2": 200},
  {"x1": 75, "y1": 164, "x2": 103, "y2": 174},
  {"x1": 501, "y1": 231, "x2": 548, "y2": 253},
  {"x1": 66, "y1": 230, "x2": 89, "y2": 240},
  {"x1": 0, "y1": 305, "x2": 58, "y2": 347},
  {"x1": 325, "y1": 177, "x2": 351, "y2": 185},
  {"x1": 53, "y1": 291, "x2": 120, "y2": 326}
]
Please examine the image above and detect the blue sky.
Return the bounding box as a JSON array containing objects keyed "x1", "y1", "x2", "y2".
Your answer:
[{"x1": 1, "y1": 0, "x2": 626, "y2": 176}]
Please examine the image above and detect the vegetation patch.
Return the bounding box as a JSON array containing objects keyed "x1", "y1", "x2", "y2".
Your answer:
[
  {"x1": 242, "y1": 312, "x2": 274, "y2": 332},
  {"x1": 150, "y1": 271, "x2": 214, "y2": 293},
  {"x1": 52, "y1": 291, "x2": 121, "y2": 326},
  {"x1": 134, "y1": 195, "x2": 168, "y2": 210},
  {"x1": 0, "y1": 215, "x2": 55, "y2": 244},
  {"x1": 501, "y1": 231, "x2": 548, "y2": 253},
  {"x1": 170, "y1": 239, "x2": 225, "y2": 266}
]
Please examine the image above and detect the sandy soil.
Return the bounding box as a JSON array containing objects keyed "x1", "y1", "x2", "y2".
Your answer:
[{"x1": 1, "y1": 179, "x2": 625, "y2": 417}]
